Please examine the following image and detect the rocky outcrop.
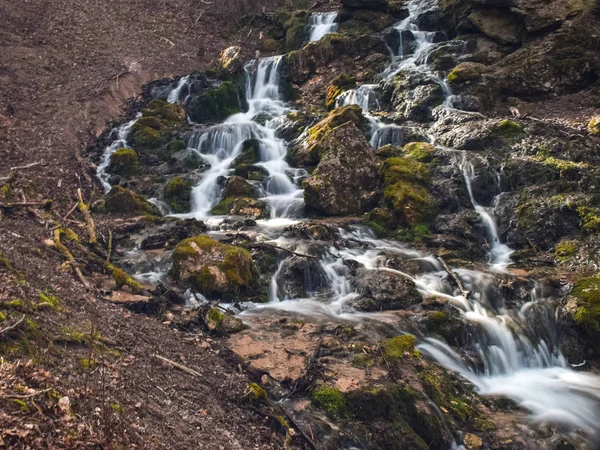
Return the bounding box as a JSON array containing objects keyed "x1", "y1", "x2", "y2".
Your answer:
[
  {"x1": 274, "y1": 256, "x2": 329, "y2": 299},
  {"x1": 353, "y1": 268, "x2": 422, "y2": 311},
  {"x1": 105, "y1": 186, "x2": 158, "y2": 215},
  {"x1": 303, "y1": 121, "x2": 380, "y2": 216},
  {"x1": 468, "y1": 10, "x2": 522, "y2": 45},
  {"x1": 187, "y1": 81, "x2": 246, "y2": 124}
]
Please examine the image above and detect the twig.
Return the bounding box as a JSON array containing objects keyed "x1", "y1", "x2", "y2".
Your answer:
[
  {"x1": 63, "y1": 201, "x2": 79, "y2": 220},
  {"x1": 0, "y1": 388, "x2": 52, "y2": 399},
  {"x1": 9, "y1": 160, "x2": 45, "y2": 171},
  {"x1": 77, "y1": 189, "x2": 97, "y2": 245},
  {"x1": 436, "y1": 255, "x2": 471, "y2": 299},
  {"x1": 154, "y1": 354, "x2": 202, "y2": 378},
  {"x1": 106, "y1": 231, "x2": 113, "y2": 263},
  {"x1": 53, "y1": 228, "x2": 91, "y2": 290},
  {"x1": 0, "y1": 201, "x2": 47, "y2": 208},
  {"x1": 0, "y1": 315, "x2": 26, "y2": 334},
  {"x1": 248, "y1": 243, "x2": 316, "y2": 259}
]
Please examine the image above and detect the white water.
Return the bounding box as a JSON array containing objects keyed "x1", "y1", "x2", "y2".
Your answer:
[
  {"x1": 96, "y1": 116, "x2": 139, "y2": 192},
  {"x1": 184, "y1": 56, "x2": 304, "y2": 219},
  {"x1": 307, "y1": 12, "x2": 338, "y2": 42},
  {"x1": 167, "y1": 75, "x2": 190, "y2": 104}
]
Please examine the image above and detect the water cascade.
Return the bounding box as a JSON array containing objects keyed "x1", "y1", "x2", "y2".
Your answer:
[
  {"x1": 167, "y1": 75, "x2": 190, "y2": 104},
  {"x1": 307, "y1": 12, "x2": 338, "y2": 42}
]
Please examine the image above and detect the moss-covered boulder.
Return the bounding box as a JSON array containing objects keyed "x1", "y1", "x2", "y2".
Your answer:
[
  {"x1": 108, "y1": 148, "x2": 140, "y2": 175},
  {"x1": 284, "y1": 11, "x2": 310, "y2": 51},
  {"x1": 569, "y1": 274, "x2": 600, "y2": 333},
  {"x1": 205, "y1": 307, "x2": 246, "y2": 334},
  {"x1": 188, "y1": 82, "x2": 245, "y2": 123},
  {"x1": 288, "y1": 105, "x2": 363, "y2": 167},
  {"x1": 383, "y1": 334, "x2": 417, "y2": 359},
  {"x1": 171, "y1": 235, "x2": 256, "y2": 297},
  {"x1": 589, "y1": 116, "x2": 600, "y2": 136},
  {"x1": 232, "y1": 139, "x2": 260, "y2": 168},
  {"x1": 222, "y1": 176, "x2": 257, "y2": 198},
  {"x1": 219, "y1": 46, "x2": 243, "y2": 73},
  {"x1": 132, "y1": 125, "x2": 165, "y2": 148},
  {"x1": 312, "y1": 386, "x2": 347, "y2": 419},
  {"x1": 164, "y1": 176, "x2": 192, "y2": 213},
  {"x1": 211, "y1": 197, "x2": 269, "y2": 219},
  {"x1": 141, "y1": 99, "x2": 186, "y2": 123},
  {"x1": 375, "y1": 144, "x2": 403, "y2": 159},
  {"x1": 325, "y1": 74, "x2": 357, "y2": 109},
  {"x1": 303, "y1": 121, "x2": 379, "y2": 216},
  {"x1": 447, "y1": 62, "x2": 489, "y2": 84},
  {"x1": 402, "y1": 142, "x2": 437, "y2": 163},
  {"x1": 105, "y1": 186, "x2": 157, "y2": 215}
]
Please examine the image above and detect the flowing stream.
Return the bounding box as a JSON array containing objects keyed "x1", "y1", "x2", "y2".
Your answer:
[
  {"x1": 98, "y1": 0, "x2": 600, "y2": 443},
  {"x1": 307, "y1": 12, "x2": 338, "y2": 42}
]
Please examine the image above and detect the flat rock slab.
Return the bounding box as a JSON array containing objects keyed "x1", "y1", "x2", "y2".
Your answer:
[{"x1": 105, "y1": 291, "x2": 152, "y2": 303}]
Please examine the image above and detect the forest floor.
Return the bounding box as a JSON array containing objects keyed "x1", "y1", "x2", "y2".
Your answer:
[{"x1": 0, "y1": 0, "x2": 286, "y2": 447}]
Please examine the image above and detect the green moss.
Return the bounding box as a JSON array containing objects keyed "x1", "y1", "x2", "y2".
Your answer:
[
  {"x1": 325, "y1": 74, "x2": 356, "y2": 109},
  {"x1": 577, "y1": 206, "x2": 600, "y2": 233},
  {"x1": 143, "y1": 99, "x2": 186, "y2": 123},
  {"x1": 555, "y1": 240, "x2": 578, "y2": 261},
  {"x1": 132, "y1": 126, "x2": 165, "y2": 148},
  {"x1": 80, "y1": 358, "x2": 95, "y2": 369},
  {"x1": 383, "y1": 335, "x2": 417, "y2": 360},
  {"x1": 284, "y1": 12, "x2": 309, "y2": 51},
  {"x1": 474, "y1": 416, "x2": 497, "y2": 432},
  {"x1": 189, "y1": 82, "x2": 244, "y2": 123},
  {"x1": 402, "y1": 142, "x2": 436, "y2": 163},
  {"x1": 4, "y1": 299, "x2": 27, "y2": 311},
  {"x1": 0, "y1": 312, "x2": 6, "y2": 322},
  {"x1": 312, "y1": 386, "x2": 347, "y2": 419},
  {"x1": 132, "y1": 116, "x2": 163, "y2": 130},
  {"x1": 588, "y1": 116, "x2": 600, "y2": 136},
  {"x1": 37, "y1": 293, "x2": 61, "y2": 310},
  {"x1": 1, "y1": 183, "x2": 11, "y2": 201},
  {"x1": 211, "y1": 196, "x2": 268, "y2": 219},
  {"x1": 352, "y1": 353, "x2": 375, "y2": 369},
  {"x1": 397, "y1": 224, "x2": 430, "y2": 242},
  {"x1": 105, "y1": 186, "x2": 156, "y2": 214},
  {"x1": 167, "y1": 139, "x2": 187, "y2": 153},
  {"x1": 572, "y1": 274, "x2": 600, "y2": 331},
  {"x1": 497, "y1": 119, "x2": 522, "y2": 136},
  {"x1": 447, "y1": 62, "x2": 487, "y2": 84},
  {"x1": 109, "y1": 148, "x2": 140, "y2": 175},
  {"x1": 375, "y1": 144, "x2": 403, "y2": 159},
  {"x1": 206, "y1": 307, "x2": 223, "y2": 328},
  {"x1": 248, "y1": 382, "x2": 268, "y2": 401},
  {"x1": 306, "y1": 105, "x2": 362, "y2": 150},
  {"x1": 164, "y1": 176, "x2": 192, "y2": 213},
  {"x1": 105, "y1": 263, "x2": 143, "y2": 293},
  {"x1": 10, "y1": 398, "x2": 29, "y2": 412}
]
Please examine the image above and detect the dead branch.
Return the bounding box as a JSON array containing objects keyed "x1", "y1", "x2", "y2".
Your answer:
[
  {"x1": 9, "y1": 160, "x2": 45, "y2": 171},
  {"x1": 53, "y1": 228, "x2": 91, "y2": 290},
  {"x1": 154, "y1": 354, "x2": 202, "y2": 378},
  {"x1": 0, "y1": 388, "x2": 53, "y2": 399},
  {"x1": 248, "y1": 243, "x2": 317, "y2": 259},
  {"x1": 0, "y1": 315, "x2": 26, "y2": 334},
  {"x1": 0, "y1": 201, "x2": 47, "y2": 208},
  {"x1": 436, "y1": 255, "x2": 471, "y2": 299},
  {"x1": 63, "y1": 201, "x2": 79, "y2": 220},
  {"x1": 77, "y1": 189, "x2": 97, "y2": 245},
  {"x1": 106, "y1": 231, "x2": 113, "y2": 263}
]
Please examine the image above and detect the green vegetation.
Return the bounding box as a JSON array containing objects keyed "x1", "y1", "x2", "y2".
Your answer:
[
  {"x1": 109, "y1": 148, "x2": 140, "y2": 175},
  {"x1": 189, "y1": 82, "x2": 244, "y2": 123},
  {"x1": 571, "y1": 274, "x2": 600, "y2": 332},
  {"x1": 312, "y1": 386, "x2": 347, "y2": 419},
  {"x1": 383, "y1": 334, "x2": 417, "y2": 360},
  {"x1": 105, "y1": 186, "x2": 156, "y2": 214},
  {"x1": 283, "y1": 11, "x2": 309, "y2": 51},
  {"x1": 132, "y1": 125, "x2": 165, "y2": 148},
  {"x1": 105, "y1": 263, "x2": 143, "y2": 293},
  {"x1": 555, "y1": 240, "x2": 578, "y2": 261},
  {"x1": 577, "y1": 206, "x2": 600, "y2": 233},
  {"x1": 588, "y1": 115, "x2": 600, "y2": 136},
  {"x1": 164, "y1": 176, "x2": 192, "y2": 213},
  {"x1": 402, "y1": 142, "x2": 437, "y2": 163},
  {"x1": 447, "y1": 62, "x2": 487, "y2": 84},
  {"x1": 325, "y1": 74, "x2": 356, "y2": 110},
  {"x1": 352, "y1": 353, "x2": 375, "y2": 369},
  {"x1": 211, "y1": 196, "x2": 268, "y2": 218},
  {"x1": 248, "y1": 382, "x2": 268, "y2": 401},
  {"x1": 497, "y1": 119, "x2": 522, "y2": 137}
]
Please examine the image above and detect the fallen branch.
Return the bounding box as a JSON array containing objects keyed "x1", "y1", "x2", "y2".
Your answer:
[
  {"x1": 77, "y1": 189, "x2": 97, "y2": 245},
  {"x1": 154, "y1": 354, "x2": 202, "y2": 378},
  {"x1": 0, "y1": 388, "x2": 53, "y2": 399},
  {"x1": 436, "y1": 255, "x2": 471, "y2": 299},
  {"x1": 249, "y1": 243, "x2": 317, "y2": 259},
  {"x1": 106, "y1": 231, "x2": 113, "y2": 263},
  {"x1": 63, "y1": 201, "x2": 79, "y2": 220},
  {"x1": 53, "y1": 228, "x2": 91, "y2": 290},
  {"x1": 0, "y1": 315, "x2": 26, "y2": 334},
  {"x1": 9, "y1": 160, "x2": 45, "y2": 171},
  {"x1": 0, "y1": 201, "x2": 47, "y2": 208}
]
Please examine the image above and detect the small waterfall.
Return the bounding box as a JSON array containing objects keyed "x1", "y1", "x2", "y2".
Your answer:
[
  {"x1": 96, "y1": 117, "x2": 139, "y2": 193},
  {"x1": 186, "y1": 56, "x2": 304, "y2": 219},
  {"x1": 167, "y1": 75, "x2": 190, "y2": 104},
  {"x1": 307, "y1": 12, "x2": 338, "y2": 42},
  {"x1": 458, "y1": 154, "x2": 513, "y2": 271}
]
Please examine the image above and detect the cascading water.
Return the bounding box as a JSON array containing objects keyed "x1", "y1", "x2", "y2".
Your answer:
[
  {"x1": 167, "y1": 75, "x2": 190, "y2": 104},
  {"x1": 96, "y1": 117, "x2": 138, "y2": 192},
  {"x1": 185, "y1": 56, "x2": 304, "y2": 219},
  {"x1": 307, "y1": 12, "x2": 338, "y2": 42}
]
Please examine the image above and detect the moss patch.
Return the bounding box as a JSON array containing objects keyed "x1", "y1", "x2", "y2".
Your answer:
[
  {"x1": 109, "y1": 148, "x2": 139, "y2": 175},
  {"x1": 402, "y1": 142, "x2": 437, "y2": 163},
  {"x1": 188, "y1": 82, "x2": 244, "y2": 123},
  {"x1": 312, "y1": 386, "x2": 347, "y2": 419},
  {"x1": 211, "y1": 196, "x2": 268, "y2": 219},
  {"x1": 588, "y1": 116, "x2": 600, "y2": 136},
  {"x1": 105, "y1": 186, "x2": 156, "y2": 215},
  {"x1": 164, "y1": 176, "x2": 192, "y2": 213},
  {"x1": 447, "y1": 62, "x2": 488, "y2": 84},
  {"x1": 325, "y1": 74, "x2": 356, "y2": 109},
  {"x1": 571, "y1": 274, "x2": 600, "y2": 332},
  {"x1": 105, "y1": 263, "x2": 143, "y2": 293},
  {"x1": 555, "y1": 240, "x2": 577, "y2": 262},
  {"x1": 383, "y1": 334, "x2": 416, "y2": 360}
]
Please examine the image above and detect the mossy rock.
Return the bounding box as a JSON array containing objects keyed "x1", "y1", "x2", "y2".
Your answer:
[
  {"x1": 555, "y1": 240, "x2": 577, "y2": 262},
  {"x1": 105, "y1": 263, "x2": 143, "y2": 293},
  {"x1": 132, "y1": 116, "x2": 163, "y2": 131},
  {"x1": 132, "y1": 125, "x2": 165, "y2": 148},
  {"x1": 312, "y1": 386, "x2": 347, "y2": 419},
  {"x1": 284, "y1": 11, "x2": 310, "y2": 51},
  {"x1": 447, "y1": 62, "x2": 488, "y2": 84},
  {"x1": 375, "y1": 144, "x2": 403, "y2": 159},
  {"x1": 496, "y1": 119, "x2": 522, "y2": 137},
  {"x1": 248, "y1": 382, "x2": 268, "y2": 401},
  {"x1": 402, "y1": 142, "x2": 436, "y2": 163},
  {"x1": 164, "y1": 176, "x2": 192, "y2": 213},
  {"x1": 325, "y1": 74, "x2": 357, "y2": 109},
  {"x1": 222, "y1": 176, "x2": 257, "y2": 198},
  {"x1": 108, "y1": 148, "x2": 140, "y2": 175},
  {"x1": 105, "y1": 186, "x2": 157, "y2": 215},
  {"x1": 383, "y1": 334, "x2": 416, "y2": 359},
  {"x1": 232, "y1": 139, "x2": 261, "y2": 169},
  {"x1": 171, "y1": 235, "x2": 256, "y2": 297},
  {"x1": 589, "y1": 116, "x2": 600, "y2": 136},
  {"x1": 352, "y1": 353, "x2": 375, "y2": 368},
  {"x1": 211, "y1": 196, "x2": 268, "y2": 219},
  {"x1": 142, "y1": 99, "x2": 186, "y2": 123},
  {"x1": 571, "y1": 274, "x2": 600, "y2": 332},
  {"x1": 188, "y1": 82, "x2": 245, "y2": 123},
  {"x1": 233, "y1": 164, "x2": 269, "y2": 181}
]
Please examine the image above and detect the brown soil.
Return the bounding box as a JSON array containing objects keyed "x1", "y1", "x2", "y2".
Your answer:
[{"x1": 0, "y1": 0, "x2": 289, "y2": 447}]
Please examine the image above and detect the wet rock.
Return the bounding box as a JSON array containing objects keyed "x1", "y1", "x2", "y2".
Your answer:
[
  {"x1": 274, "y1": 255, "x2": 329, "y2": 299},
  {"x1": 171, "y1": 235, "x2": 256, "y2": 298},
  {"x1": 447, "y1": 62, "x2": 489, "y2": 85},
  {"x1": 468, "y1": 10, "x2": 523, "y2": 45},
  {"x1": 434, "y1": 209, "x2": 486, "y2": 242},
  {"x1": 222, "y1": 176, "x2": 257, "y2": 198},
  {"x1": 353, "y1": 268, "x2": 422, "y2": 311},
  {"x1": 283, "y1": 10, "x2": 310, "y2": 51},
  {"x1": 283, "y1": 221, "x2": 336, "y2": 240},
  {"x1": 163, "y1": 176, "x2": 192, "y2": 213},
  {"x1": 105, "y1": 186, "x2": 158, "y2": 215},
  {"x1": 325, "y1": 74, "x2": 356, "y2": 110},
  {"x1": 219, "y1": 46, "x2": 242, "y2": 73},
  {"x1": 140, "y1": 219, "x2": 207, "y2": 250},
  {"x1": 205, "y1": 307, "x2": 247, "y2": 334},
  {"x1": 303, "y1": 121, "x2": 380, "y2": 216},
  {"x1": 108, "y1": 148, "x2": 140, "y2": 175},
  {"x1": 187, "y1": 81, "x2": 246, "y2": 124},
  {"x1": 211, "y1": 196, "x2": 269, "y2": 219},
  {"x1": 464, "y1": 36, "x2": 512, "y2": 65}
]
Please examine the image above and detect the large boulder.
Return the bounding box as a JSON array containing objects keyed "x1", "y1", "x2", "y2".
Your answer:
[
  {"x1": 105, "y1": 186, "x2": 158, "y2": 215},
  {"x1": 468, "y1": 10, "x2": 523, "y2": 45},
  {"x1": 220, "y1": 46, "x2": 243, "y2": 73},
  {"x1": 187, "y1": 82, "x2": 246, "y2": 124},
  {"x1": 273, "y1": 255, "x2": 329, "y2": 299},
  {"x1": 171, "y1": 235, "x2": 256, "y2": 298},
  {"x1": 303, "y1": 121, "x2": 380, "y2": 216},
  {"x1": 353, "y1": 268, "x2": 422, "y2": 311},
  {"x1": 163, "y1": 176, "x2": 192, "y2": 213}
]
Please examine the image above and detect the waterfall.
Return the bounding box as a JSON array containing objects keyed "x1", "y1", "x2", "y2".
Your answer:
[
  {"x1": 96, "y1": 117, "x2": 139, "y2": 193},
  {"x1": 185, "y1": 56, "x2": 304, "y2": 219},
  {"x1": 307, "y1": 12, "x2": 338, "y2": 42},
  {"x1": 167, "y1": 75, "x2": 190, "y2": 104},
  {"x1": 458, "y1": 154, "x2": 513, "y2": 271}
]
